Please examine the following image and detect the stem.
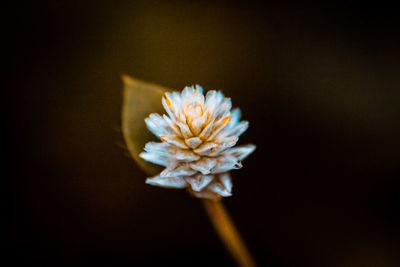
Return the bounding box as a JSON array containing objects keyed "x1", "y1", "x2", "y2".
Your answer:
[{"x1": 203, "y1": 199, "x2": 257, "y2": 267}]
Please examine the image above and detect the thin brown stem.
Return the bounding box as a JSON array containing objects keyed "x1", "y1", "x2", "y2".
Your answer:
[{"x1": 203, "y1": 199, "x2": 257, "y2": 267}]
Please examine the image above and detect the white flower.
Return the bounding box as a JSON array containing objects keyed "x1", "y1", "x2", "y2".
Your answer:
[{"x1": 140, "y1": 85, "x2": 255, "y2": 199}]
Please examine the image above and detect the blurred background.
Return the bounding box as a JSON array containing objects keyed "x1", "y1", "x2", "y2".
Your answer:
[{"x1": 4, "y1": 1, "x2": 400, "y2": 266}]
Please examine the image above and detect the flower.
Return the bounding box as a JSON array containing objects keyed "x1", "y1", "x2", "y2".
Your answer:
[{"x1": 139, "y1": 85, "x2": 255, "y2": 199}]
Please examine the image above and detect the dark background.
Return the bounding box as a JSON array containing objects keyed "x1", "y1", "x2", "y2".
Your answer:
[{"x1": 4, "y1": 1, "x2": 400, "y2": 266}]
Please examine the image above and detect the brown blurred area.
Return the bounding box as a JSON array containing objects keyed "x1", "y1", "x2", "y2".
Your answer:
[{"x1": 4, "y1": 1, "x2": 400, "y2": 266}]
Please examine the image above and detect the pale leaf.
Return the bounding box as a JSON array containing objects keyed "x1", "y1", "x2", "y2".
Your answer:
[{"x1": 121, "y1": 75, "x2": 170, "y2": 175}]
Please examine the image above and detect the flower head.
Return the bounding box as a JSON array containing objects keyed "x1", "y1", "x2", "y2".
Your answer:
[{"x1": 140, "y1": 85, "x2": 255, "y2": 199}]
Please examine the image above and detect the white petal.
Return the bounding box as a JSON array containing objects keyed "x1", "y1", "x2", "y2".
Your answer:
[
  {"x1": 204, "y1": 90, "x2": 217, "y2": 108},
  {"x1": 230, "y1": 121, "x2": 249, "y2": 137},
  {"x1": 194, "y1": 84, "x2": 204, "y2": 95},
  {"x1": 207, "y1": 145, "x2": 228, "y2": 157},
  {"x1": 207, "y1": 181, "x2": 232, "y2": 197},
  {"x1": 162, "y1": 94, "x2": 177, "y2": 119},
  {"x1": 185, "y1": 137, "x2": 202, "y2": 148},
  {"x1": 207, "y1": 115, "x2": 231, "y2": 141},
  {"x1": 199, "y1": 121, "x2": 214, "y2": 139},
  {"x1": 175, "y1": 110, "x2": 187, "y2": 124},
  {"x1": 184, "y1": 105, "x2": 199, "y2": 122},
  {"x1": 211, "y1": 156, "x2": 242, "y2": 173},
  {"x1": 228, "y1": 144, "x2": 256, "y2": 160},
  {"x1": 144, "y1": 114, "x2": 169, "y2": 138},
  {"x1": 213, "y1": 97, "x2": 232, "y2": 121},
  {"x1": 220, "y1": 121, "x2": 249, "y2": 140},
  {"x1": 193, "y1": 86, "x2": 205, "y2": 107},
  {"x1": 185, "y1": 174, "x2": 214, "y2": 192},
  {"x1": 226, "y1": 108, "x2": 241, "y2": 129},
  {"x1": 191, "y1": 116, "x2": 206, "y2": 135},
  {"x1": 174, "y1": 149, "x2": 200, "y2": 162},
  {"x1": 162, "y1": 115, "x2": 181, "y2": 136},
  {"x1": 190, "y1": 158, "x2": 217, "y2": 175},
  {"x1": 161, "y1": 164, "x2": 197, "y2": 177},
  {"x1": 161, "y1": 135, "x2": 187, "y2": 149},
  {"x1": 218, "y1": 173, "x2": 232, "y2": 192},
  {"x1": 171, "y1": 91, "x2": 183, "y2": 104},
  {"x1": 177, "y1": 122, "x2": 193, "y2": 138},
  {"x1": 194, "y1": 142, "x2": 218, "y2": 155},
  {"x1": 144, "y1": 141, "x2": 169, "y2": 153},
  {"x1": 181, "y1": 86, "x2": 194, "y2": 99},
  {"x1": 217, "y1": 136, "x2": 239, "y2": 149},
  {"x1": 146, "y1": 175, "x2": 187, "y2": 188},
  {"x1": 139, "y1": 151, "x2": 168, "y2": 166},
  {"x1": 205, "y1": 91, "x2": 225, "y2": 116}
]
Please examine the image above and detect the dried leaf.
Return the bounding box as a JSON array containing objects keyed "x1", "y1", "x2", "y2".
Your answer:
[{"x1": 121, "y1": 75, "x2": 170, "y2": 175}]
